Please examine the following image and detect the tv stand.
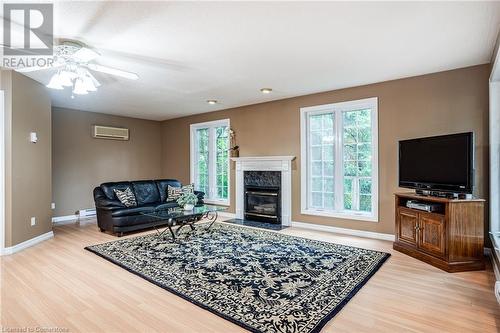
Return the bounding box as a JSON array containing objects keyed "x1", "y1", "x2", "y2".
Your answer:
[{"x1": 394, "y1": 192, "x2": 485, "y2": 272}]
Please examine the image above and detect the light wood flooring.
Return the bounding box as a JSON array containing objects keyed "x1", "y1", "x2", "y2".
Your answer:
[{"x1": 1, "y1": 218, "x2": 498, "y2": 332}]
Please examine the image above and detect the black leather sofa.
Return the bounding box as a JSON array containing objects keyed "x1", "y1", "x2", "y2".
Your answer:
[{"x1": 93, "y1": 179, "x2": 204, "y2": 236}]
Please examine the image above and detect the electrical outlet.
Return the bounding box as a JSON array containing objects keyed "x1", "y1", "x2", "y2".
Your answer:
[
  {"x1": 51, "y1": 202, "x2": 55, "y2": 209},
  {"x1": 30, "y1": 217, "x2": 36, "y2": 226}
]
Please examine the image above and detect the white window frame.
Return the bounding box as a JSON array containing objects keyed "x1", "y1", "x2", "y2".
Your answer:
[
  {"x1": 190, "y1": 119, "x2": 230, "y2": 206},
  {"x1": 300, "y1": 97, "x2": 379, "y2": 222},
  {"x1": 0, "y1": 91, "x2": 5, "y2": 254}
]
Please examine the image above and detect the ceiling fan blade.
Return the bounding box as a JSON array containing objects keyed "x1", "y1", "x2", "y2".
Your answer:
[
  {"x1": 15, "y1": 64, "x2": 62, "y2": 73},
  {"x1": 73, "y1": 47, "x2": 100, "y2": 62},
  {"x1": 87, "y1": 63, "x2": 139, "y2": 80},
  {"x1": 98, "y1": 47, "x2": 189, "y2": 72}
]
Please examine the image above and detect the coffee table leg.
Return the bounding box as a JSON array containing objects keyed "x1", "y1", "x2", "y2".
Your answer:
[
  {"x1": 155, "y1": 218, "x2": 176, "y2": 241},
  {"x1": 168, "y1": 224, "x2": 176, "y2": 240},
  {"x1": 206, "y1": 211, "x2": 218, "y2": 230},
  {"x1": 175, "y1": 224, "x2": 184, "y2": 238}
]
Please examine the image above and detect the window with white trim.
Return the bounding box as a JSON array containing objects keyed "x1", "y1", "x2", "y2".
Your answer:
[
  {"x1": 300, "y1": 98, "x2": 378, "y2": 221},
  {"x1": 190, "y1": 119, "x2": 230, "y2": 205}
]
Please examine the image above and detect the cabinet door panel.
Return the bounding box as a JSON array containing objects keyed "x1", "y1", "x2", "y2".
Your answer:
[
  {"x1": 418, "y1": 213, "x2": 446, "y2": 258},
  {"x1": 397, "y1": 208, "x2": 418, "y2": 246}
]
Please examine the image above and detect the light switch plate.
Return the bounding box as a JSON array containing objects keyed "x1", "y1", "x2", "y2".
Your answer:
[
  {"x1": 51, "y1": 202, "x2": 55, "y2": 209},
  {"x1": 30, "y1": 132, "x2": 38, "y2": 143},
  {"x1": 30, "y1": 217, "x2": 36, "y2": 226}
]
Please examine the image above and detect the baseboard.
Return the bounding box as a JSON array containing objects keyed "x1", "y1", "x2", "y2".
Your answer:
[
  {"x1": 54, "y1": 212, "x2": 236, "y2": 223},
  {"x1": 52, "y1": 214, "x2": 78, "y2": 224},
  {"x1": 0, "y1": 231, "x2": 54, "y2": 255},
  {"x1": 291, "y1": 221, "x2": 395, "y2": 241},
  {"x1": 485, "y1": 247, "x2": 500, "y2": 304},
  {"x1": 218, "y1": 212, "x2": 236, "y2": 219}
]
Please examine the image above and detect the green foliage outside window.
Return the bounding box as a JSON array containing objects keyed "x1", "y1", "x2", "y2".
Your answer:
[
  {"x1": 343, "y1": 109, "x2": 372, "y2": 212},
  {"x1": 195, "y1": 125, "x2": 229, "y2": 201},
  {"x1": 196, "y1": 128, "x2": 209, "y2": 195},
  {"x1": 216, "y1": 126, "x2": 229, "y2": 199}
]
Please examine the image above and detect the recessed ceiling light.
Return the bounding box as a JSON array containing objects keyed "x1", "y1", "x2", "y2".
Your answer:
[
  {"x1": 260, "y1": 88, "x2": 272, "y2": 94},
  {"x1": 207, "y1": 99, "x2": 217, "y2": 105}
]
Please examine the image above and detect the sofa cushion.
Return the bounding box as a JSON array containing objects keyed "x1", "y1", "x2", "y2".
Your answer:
[
  {"x1": 132, "y1": 181, "x2": 161, "y2": 206},
  {"x1": 100, "y1": 181, "x2": 133, "y2": 200},
  {"x1": 114, "y1": 187, "x2": 137, "y2": 207},
  {"x1": 93, "y1": 187, "x2": 126, "y2": 209},
  {"x1": 167, "y1": 183, "x2": 195, "y2": 202},
  {"x1": 155, "y1": 179, "x2": 182, "y2": 202},
  {"x1": 111, "y1": 206, "x2": 156, "y2": 217}
]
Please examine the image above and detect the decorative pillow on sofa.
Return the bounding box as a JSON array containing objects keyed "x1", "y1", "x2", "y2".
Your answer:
[
  {"x1": 167, "y1": 184, "x2": 194, "y2": 202},
  {"x1": 114, "y1": 187, "x2": 137, "y2": 207}
]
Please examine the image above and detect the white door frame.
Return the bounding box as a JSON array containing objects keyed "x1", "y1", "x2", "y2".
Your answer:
[
  {"x1": 490, "y1": 40, "x2": 500, "y2": 240},
  {"x1": 0, "y1": 90, "x2": 5, "y2": 254}
]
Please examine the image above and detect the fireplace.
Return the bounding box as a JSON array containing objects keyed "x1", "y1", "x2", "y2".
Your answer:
[
  {"x1": 232, "y1": 156, "x2": 295, "y2": 226},
  {"x1": 244, "y1": 171, "x2": 281, "y2": 223}
]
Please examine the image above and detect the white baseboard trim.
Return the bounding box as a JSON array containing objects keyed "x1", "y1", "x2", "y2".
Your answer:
[
  {"x1": 52, "y1": 214, "x2": 79, "y2": 224},
  {"x1": 54, "y1": 211, "x2": 236, "y2": 223},
  {"x1": 0, "y1": 231, "x2": 54, "y2": 256},
  {"x1": 291, "y1": 221, "x2": 395, "y2": 241},
  {"x1": 218, "y1": 212, "x2": 236, "y2": 219},
  {"x1": 484, "y1": 247, "x2": 500, "y2": 304}
]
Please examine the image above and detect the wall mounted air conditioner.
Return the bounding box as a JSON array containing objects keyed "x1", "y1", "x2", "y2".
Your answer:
[{"x1": 92, "y1": 125, "x2": 129, "y2": 141}]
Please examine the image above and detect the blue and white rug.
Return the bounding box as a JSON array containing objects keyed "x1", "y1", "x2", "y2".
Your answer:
[{"x1": 86, "y1": 222, "x2": 389, "y2": 333}]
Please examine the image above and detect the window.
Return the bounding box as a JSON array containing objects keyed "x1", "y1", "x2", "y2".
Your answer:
[
  {"x1": 300, "y1": 98, "x2": 378, "y2": 221},
  {"x1": 190, "y1": 119, "x2": 230, "y2": 205}
]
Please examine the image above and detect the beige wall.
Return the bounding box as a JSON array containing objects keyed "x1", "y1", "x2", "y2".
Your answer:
[
  {"x1": 52, "y1": 107, "x2": 162, "y2": 216},
  {"x1": 161, "y1": 64, "x2": 490, "y2": 235},
  {"x1": 1, "y1": 70, "x2": 52, "y2": 247}
]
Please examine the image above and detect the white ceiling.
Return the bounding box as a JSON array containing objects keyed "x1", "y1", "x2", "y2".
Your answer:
[{"x1": 19, "y1": 1, "x2": 500, "y2": 121}]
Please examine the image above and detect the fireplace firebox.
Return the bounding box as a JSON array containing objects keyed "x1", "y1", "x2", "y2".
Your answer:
[{"x1": 244, "y1": 171, "x2": 281, "y2": 224}]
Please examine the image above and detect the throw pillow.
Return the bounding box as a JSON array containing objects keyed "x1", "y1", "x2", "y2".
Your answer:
[
  {"x1": 167, "y1": 184, "x2": 195, "y2": 202},
  {"x1": 114, "y1": 187, "x2": 137, "y2": 207}
]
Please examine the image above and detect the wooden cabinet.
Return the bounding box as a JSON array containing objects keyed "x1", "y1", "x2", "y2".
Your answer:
[
  {"x1": 394, "y1": 193, "x2": 485, "y2": 272},
  {"x1": 418, "y1": 212, "x2": 446, "y2": 258},
  {"x1": 397, "y1": 208, "x2": 418, "y2": 246}
]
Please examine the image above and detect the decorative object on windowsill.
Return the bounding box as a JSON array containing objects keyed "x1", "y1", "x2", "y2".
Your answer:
[
  {"x1": 229, "y1": 145, "x2": 240, "y2": 158},
  {"x1": 177, "y1": 192, "x2": 198, "y2": 211},
  {"x1": 229, "y1": 128, "x2": 239, "y2": 157}
]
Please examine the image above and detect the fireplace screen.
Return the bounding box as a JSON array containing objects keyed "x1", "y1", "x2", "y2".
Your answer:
[{"x1": 245, "y1": 187, "x2": 280, "y2": 223}]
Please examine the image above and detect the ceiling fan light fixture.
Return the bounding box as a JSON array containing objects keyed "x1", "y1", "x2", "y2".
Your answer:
[
  {"x1": 82, "y1": 77, "x2": 97, "y2": 92},
  {"x1": 46, "y1": 74, "x2": 64, "y2": 90},
  {"x1": 73, "y1": 79, "x2": 88, "y2": 95},
  {"x1": 59, "y1": 71, "x2": 74, "y2": 87}
]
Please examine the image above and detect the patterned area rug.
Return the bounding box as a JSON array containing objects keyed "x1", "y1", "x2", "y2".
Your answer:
[{"x1": 85, "y1": 223, "x2": 390, "y2": 333}]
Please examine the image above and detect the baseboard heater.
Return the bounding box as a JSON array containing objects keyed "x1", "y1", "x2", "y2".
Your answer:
[{"x1": 79, "y1": 208, "x2": 96, "y2": 218}]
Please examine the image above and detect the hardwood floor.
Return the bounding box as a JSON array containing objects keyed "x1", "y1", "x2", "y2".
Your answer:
[{"x1": 1, "y1": 218, "x2": 498, "y2": 332}]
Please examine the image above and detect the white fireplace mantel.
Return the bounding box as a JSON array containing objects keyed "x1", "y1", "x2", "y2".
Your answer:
[{"x1": 231, "y1": 156, "x2": 295, "y2": 226}]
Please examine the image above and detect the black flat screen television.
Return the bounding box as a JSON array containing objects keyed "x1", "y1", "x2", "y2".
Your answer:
[{"x1": 398, "y1": 132, "x2": 474, "y2": 194}]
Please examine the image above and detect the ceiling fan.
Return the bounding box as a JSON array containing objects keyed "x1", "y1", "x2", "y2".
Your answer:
[{"x1": 16, "y1": 40, "x2": 139, "y2": 97}]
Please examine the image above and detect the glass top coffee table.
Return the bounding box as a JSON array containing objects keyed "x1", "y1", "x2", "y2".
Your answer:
[{"x1": 140, "y1": 205, "x2": 227, "y2": 241}]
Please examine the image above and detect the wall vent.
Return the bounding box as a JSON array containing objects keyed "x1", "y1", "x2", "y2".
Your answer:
[{"x1": 92, "y1": 125, "x2": 129, "y2": 140}]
